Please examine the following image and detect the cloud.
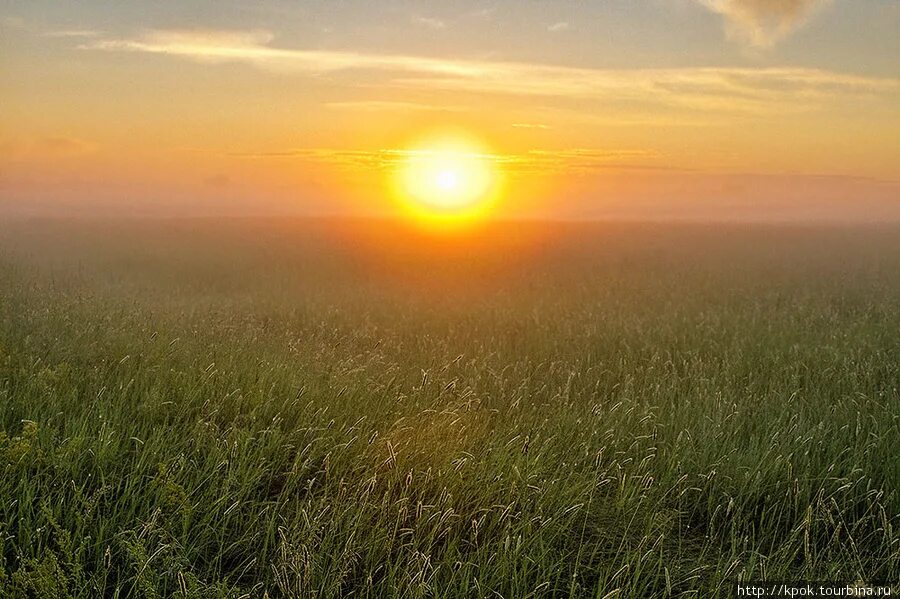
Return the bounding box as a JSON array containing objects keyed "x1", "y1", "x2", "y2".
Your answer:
[
  {"x1": 696, "y1": 0, "x2": 827, "y2": 47},
  {"x1": 230, "y1": 147, "x2": 660, "y2": 175},
  {"x1": 548, "y1": 22, "x2": 570, "y2": 33},
  {"x1": 1, "y1": 16, "x2": 27, "y2": 30},
  {"x1": 80, "y1": 28, "x2": 898, "y2": 114},
  {"x1": 81, "y1": 29, "x2": 482, "y2": 76},
  {"x1": 0, "y1": 136, "x2": 97, "y2": 160},
  {"x1": 41, "y1": 29, "x2": 101, "y2": 38},
  {"x1": 412, "y1": 16, "x2": 446, "y2": 30},
  {"x1": 500, "y1": 149, "x2": 663, "y2": 174},
  {"x1": 324, "y1": 100, "x2": 465, "y2": 112},
  {"x1": 468, "y1": 8, "x2": 496, "y2": 20},
  {"x1": 0, "y1": 16, "x2": 101, "y2": 38}
]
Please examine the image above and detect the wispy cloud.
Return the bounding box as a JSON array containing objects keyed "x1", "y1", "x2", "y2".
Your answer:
[
  {"x1": 412, "y1": 16, "x2": 446, "y2": 30},
  {"x1": 41, "y1": 29, "x2": 101, "y2": 38},
  {"x1": 81, "y1": 29, "x2": 483, "y2": 76},
  {"x1": 548, "y1": 22, "x2": 570, "y2": 33},
  {"x1": 1, "y1": 135, "x2": 97, "y2": 159},
  {"x1": 500, "y1": 149, "x2": 662, "y2": 173},
  {"x1": 79, "y1": 28, "x2": 898, "y2": 114},
  {"x1": 324, "y1": 100, "x2": 465, "y2": 112},
  {"x1": 1, "y1": 15, "x2": 101, "y2": 38},
  {"x1": 696, "y1": 0, "x2": 828, "y2": 47},
  {"x1": 467, "y1": 7, "x2": 496, "y2": 20},
  {"x1": 231, "y1": 147, "x2": 659, "y2": 174},
  {"x1": 0, "y1": 15, "x2": 29, "y2": 31}
]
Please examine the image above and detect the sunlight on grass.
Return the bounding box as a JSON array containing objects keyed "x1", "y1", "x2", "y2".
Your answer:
[{"x1": 0, "y1": 220, "x2": 898, "y2": 597}]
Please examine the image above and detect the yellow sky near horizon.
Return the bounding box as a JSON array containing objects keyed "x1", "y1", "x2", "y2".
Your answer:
[{"x1": 1, "y1": 1, "x2": 899, "y2": 222}]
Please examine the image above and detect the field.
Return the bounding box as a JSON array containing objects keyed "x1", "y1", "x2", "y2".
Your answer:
[{"x1": 0, "y1": 218, "x2": 898, "y2": 598}]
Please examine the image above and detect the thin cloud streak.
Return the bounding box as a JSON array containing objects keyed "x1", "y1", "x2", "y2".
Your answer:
[
  {"x1": 1, "y1": 16, "x2": 101, "y2": 38},
  {"x1": 324, "y1": 101, "x2": 466, "y2": 112},
  {"x1": 41, "y1": 29, "x2": 101, "y2": 38},
  {"x1": 230, "y1": 147, "x2": 660, "y2": 174},
  {"x1": 80, "y1": 29, "x2": 899, "y2": 114}
]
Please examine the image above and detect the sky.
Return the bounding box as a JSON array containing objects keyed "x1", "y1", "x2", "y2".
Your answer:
[{"x1": 1, "y1": 0, "x2": 899, "y2": 222}]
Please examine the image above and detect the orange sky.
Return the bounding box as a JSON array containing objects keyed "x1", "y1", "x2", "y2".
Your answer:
[{"x1": 1, "y1": 1, "x2": 899, "y2": 221}]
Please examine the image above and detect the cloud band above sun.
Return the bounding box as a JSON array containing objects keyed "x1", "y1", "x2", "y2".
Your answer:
[{"x1": 80, "y1": 28, "x2": 897, "y2": 115}]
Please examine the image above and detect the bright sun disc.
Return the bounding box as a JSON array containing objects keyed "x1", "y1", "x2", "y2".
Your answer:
[{"x1": 394, "y1": 135, "x2": 500, "y2": 225}]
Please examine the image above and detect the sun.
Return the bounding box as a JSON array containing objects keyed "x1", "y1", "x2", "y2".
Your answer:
[{"x1": 393, "y1": 134, "x2": 501, "y2": 226}]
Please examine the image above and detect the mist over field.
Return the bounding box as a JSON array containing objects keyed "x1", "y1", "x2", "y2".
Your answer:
[{"x1": 1, "y1": 219, "x2": 898, "y2": 597}]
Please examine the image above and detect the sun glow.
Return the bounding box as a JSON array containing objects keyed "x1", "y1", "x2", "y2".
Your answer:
[{"x1": 393, "y1": 134, "x2": 501, "y2": 226}]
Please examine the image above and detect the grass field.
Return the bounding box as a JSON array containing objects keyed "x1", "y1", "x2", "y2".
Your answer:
[{"x1": 0, "y1": 219, "x2": 898, "y2": 598}]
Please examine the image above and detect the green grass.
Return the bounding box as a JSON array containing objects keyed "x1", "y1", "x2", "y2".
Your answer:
[{"x1": 0, "y1": 219, "x2": 898, "y2": 598}]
